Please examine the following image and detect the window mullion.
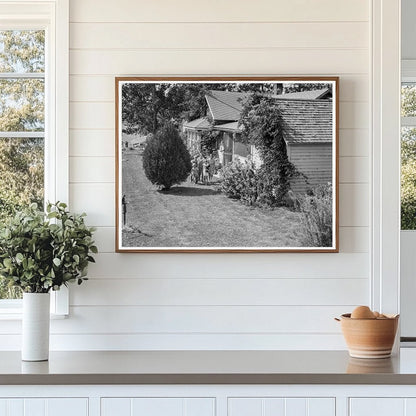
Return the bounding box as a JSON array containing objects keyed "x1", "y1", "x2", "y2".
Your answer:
[
  {"x1": 402, "y1": 117, "x2": 416, "y2": 127},
  {"x1": 0, "y1": 73, "x2": 44, "y2": 79},
  {"x1": 0, "y1": 132, "x2": 44, "y2": 138}
]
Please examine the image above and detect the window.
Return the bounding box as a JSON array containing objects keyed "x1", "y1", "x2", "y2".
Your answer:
[
  {"x1": 0, "y1": 0, "x2": 69, "y2": 314},
  {"x1": 401, "y1": 76, "x2": 416, "y2": 230},
  {"x1": 0, "y1": 30, "x2": 45, "y2": 299}
]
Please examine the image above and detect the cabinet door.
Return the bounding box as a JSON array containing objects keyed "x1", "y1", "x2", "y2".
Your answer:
[
  {"x1": 101, "y1": 398, "x2": 215, "y2": 416},
  {"x1": 228, "y1": 397, "x2": 335, "y2": 416},
  {"x1": 350, "y1": 398, "x2": 416, "y2": 416},
  {"x1": 0, "y1": 398, "x2": 88, "y2": 416}
]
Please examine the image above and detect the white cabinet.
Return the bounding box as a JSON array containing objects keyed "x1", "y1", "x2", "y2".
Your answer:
[
  {"x1": 228, "y1": 398, "x2": 335, "y2": 416},
  {"x1": 0, "y1": 398, "x2": 88, "y2": 416},
  {"x1": 350, "y1": 398, "x2": 416, "y2": 416},
  {"x1": 101, "y1": 397, "x2": 215, "y2": 416}
]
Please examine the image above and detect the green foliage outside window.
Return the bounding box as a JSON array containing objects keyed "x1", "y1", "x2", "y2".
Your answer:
[
  {"x1": 401, "y1": 84, "x2": 416, "y2": 230},
  {"x1": 0, "y1": 30, "x2": 45, "y2": 298}
]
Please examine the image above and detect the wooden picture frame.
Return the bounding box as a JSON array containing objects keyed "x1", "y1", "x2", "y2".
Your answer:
[{"x1": 115, "y1": 77, "x2": 339, "y2": 253}]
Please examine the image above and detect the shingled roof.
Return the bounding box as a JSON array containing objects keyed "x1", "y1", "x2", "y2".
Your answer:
[
  {"x1": 185, "y1": 90, "x2": 333, "y2": 145},
  {"x1": 208, "y1": 99, "x2": 333, "y2": 144},
  {"x1": 276, "y1": 99, "x2": 333, "y2": 144},
  {"x1": 276, "y1": 88, "x2": 331, "y2": 100},
  {"x1": 205, "y1": 90, "x2": 248, "y2": 122}
]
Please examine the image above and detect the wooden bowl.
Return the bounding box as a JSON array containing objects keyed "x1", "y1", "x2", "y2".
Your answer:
[{"x1": 337, "y1": 313, "x2": 399, "y2": 359}]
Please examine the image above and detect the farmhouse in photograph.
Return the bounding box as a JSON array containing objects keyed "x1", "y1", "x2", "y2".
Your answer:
[{"x1": 183, "y1": 89, "x2": 333, "y2": 193}]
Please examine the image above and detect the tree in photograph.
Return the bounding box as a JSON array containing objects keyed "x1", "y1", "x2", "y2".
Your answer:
[
  {"x1": 142, "y1": 123, "x2": 192, "y2": 191},
  {"x1": 239, "y1": 94, "x2": 297, "y2": 206},
  {"x1": 122, "y1": 83, "x2": 210, "y2": 135}
]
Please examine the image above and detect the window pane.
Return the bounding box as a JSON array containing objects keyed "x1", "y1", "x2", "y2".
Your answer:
[
  {"x1": 401, "y1": 127, "x2": 416, "y2": 230},
  {"x1": 0, "y1": 137, "x2": 44, "y2": 299},
  {"x1": 0, "y1": 30, "x2": 45, "y2": 73},
  {"x1": 402, "y1": 83, "x2": 416, "y2": 117},
  {"x1": 0, "y1": 137, "x2": 44, "y2": 217},
  {"x1": 401, "y1": 127, "x2": 416, "y2": 163},
  {"x1": 0, "y1": 78, "x2": 44, "y2": 131}
]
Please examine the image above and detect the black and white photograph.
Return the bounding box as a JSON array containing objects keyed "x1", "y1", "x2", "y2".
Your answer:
[{"x1": 116, "y1": 77, "x2": 338, "y2": 252}]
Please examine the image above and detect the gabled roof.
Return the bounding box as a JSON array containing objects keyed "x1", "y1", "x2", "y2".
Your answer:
[
  {"x1": 276, "y1": 88, "x2": 331, "y2": 100},
  {"x1": 185, "y1": 90, "x2": 333, "y2": 145},
  {"x1": 182, "y1": 117, "x2": 211, "y2": 130},
  {"x1": 276, "y1": 99, "x2": 333, "y2": 144},
  {"x1": 205, "y1": 90, "x2": 248, "y2": 122}
]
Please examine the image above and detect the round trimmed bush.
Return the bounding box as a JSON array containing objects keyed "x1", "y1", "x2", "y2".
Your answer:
[{"x1": 142, "y1": 124, "x2": 192, "y2": 190}]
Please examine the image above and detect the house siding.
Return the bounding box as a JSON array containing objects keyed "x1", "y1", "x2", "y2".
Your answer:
[{"x1": 288, "y1": 143, "x2": 333, "y2": 193}]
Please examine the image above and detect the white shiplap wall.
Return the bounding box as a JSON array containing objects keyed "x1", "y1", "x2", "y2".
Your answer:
[{"x1": 14, "y1": 0, "x2": 372, "y2": 350}]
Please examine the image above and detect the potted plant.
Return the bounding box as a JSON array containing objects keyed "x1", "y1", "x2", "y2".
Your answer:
[{"x1": 0, "y1": 202, "x2": 97, "y2": 361}]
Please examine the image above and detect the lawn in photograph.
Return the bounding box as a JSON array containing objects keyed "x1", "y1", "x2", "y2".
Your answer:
[{"x1": 115, "y1": 77, "x2": 338, "y2": 252}]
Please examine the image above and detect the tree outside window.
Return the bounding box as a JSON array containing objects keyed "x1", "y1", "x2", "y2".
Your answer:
[{"x1": 0, "y1": 30, "x2": 45, "y2": 299}]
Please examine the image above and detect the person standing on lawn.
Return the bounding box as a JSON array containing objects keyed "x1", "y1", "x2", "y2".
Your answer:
[
  {"x1": 122, "y1": 194, "x2": 128, "y2": 226},
  {"x1": 197, "y1": 154, "x2": 204, "y2": 184},
  {"x1": 208, "y1": 153, "x2": 216, "y2": 183}
]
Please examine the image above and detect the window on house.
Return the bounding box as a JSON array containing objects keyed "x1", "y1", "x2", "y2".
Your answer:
[{"x1": 401, "y1": 82, "x2": 416, "y2": 230}]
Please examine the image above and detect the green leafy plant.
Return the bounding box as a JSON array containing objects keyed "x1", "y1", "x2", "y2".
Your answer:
[{"x1": 0, "y1": 202, "x2": 97, "y2": 294}]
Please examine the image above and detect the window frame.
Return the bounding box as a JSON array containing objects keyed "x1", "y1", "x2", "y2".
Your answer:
[{"x1": 0, "y1": 0, "x2": 69, "y2": 317}]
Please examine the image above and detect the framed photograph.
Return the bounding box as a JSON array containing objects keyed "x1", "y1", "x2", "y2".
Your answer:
[{"x1": 115, "y1": 77, "x2": 339, "y2": 253}]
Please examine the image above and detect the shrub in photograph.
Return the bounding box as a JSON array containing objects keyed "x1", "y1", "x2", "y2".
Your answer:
[
  {"x1": 220, "y1": 161, "x2": 258, "y2": 205},
  {"x1": 220, "y1": 160, "x2": 296, "y2": 208},
  {"x1": 142, "y1": 123, "x2": 192, "y2": 191},
  {"x1": 297, "y1": 184, "x2": 333, "y2": 247}
]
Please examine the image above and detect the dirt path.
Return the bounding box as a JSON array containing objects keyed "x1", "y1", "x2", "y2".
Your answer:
[{"x1": 122, "y1": 150, "x2": 304, "y2": 248}]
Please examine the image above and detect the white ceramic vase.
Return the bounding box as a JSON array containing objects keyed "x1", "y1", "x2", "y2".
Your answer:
[{"x1": 22, "y1": 292, "x2": 50, "y2": 361}]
